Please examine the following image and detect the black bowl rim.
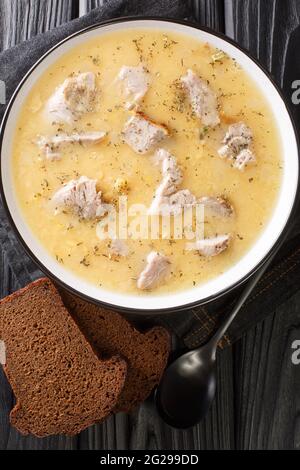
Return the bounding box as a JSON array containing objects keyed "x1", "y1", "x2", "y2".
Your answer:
[{"x1": 0, "y1": 16, "x2": 299, "y2": 315}]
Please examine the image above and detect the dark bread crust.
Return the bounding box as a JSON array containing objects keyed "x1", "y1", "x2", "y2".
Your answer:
[
  {"x1": 61, "y1": 291, "x2": 171, "y2": 413},
  {"x1": 0, "y1": 278, "x2": 127, "y2": 437}
]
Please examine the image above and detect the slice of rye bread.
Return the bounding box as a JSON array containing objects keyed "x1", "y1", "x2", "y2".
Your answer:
[
  {"x1": 0, "y1": 279, "x2": 127, "y2": 437},
  {"x1": 61, "y1": 291, "x2": 171, "y2": 413}
]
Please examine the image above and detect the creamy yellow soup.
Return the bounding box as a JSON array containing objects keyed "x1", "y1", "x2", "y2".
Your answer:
[{"x1": 12, "y1": 29, "x2": 282, "y2": 295}]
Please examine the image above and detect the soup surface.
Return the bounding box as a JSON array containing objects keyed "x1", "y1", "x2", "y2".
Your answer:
[{"x1": 12, "y1": 29, "x2": 282, "y2": 295}]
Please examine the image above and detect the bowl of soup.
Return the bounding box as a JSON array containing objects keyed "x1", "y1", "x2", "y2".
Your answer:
[{"x1": 0, "y1": 18, "x2": 299, "y2": 313}]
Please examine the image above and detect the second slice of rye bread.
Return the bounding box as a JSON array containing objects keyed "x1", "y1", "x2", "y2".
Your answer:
[
  {"x1": 0, "y1": 279, "x2": 127, "y2": 437},
  {"x1": 61, "y1": 291, "x2": 171, "y2": 413}
]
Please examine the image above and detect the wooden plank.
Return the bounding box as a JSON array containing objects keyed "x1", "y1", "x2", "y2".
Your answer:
[
  {"x1": 223, "y1": 0, "x2": 234, "y2": 38},
  {"x1": 79, "y1": 0, "x2": 103, "y2": 17},
  {"x1": 193, "y1": 0, "x2": 225, "y2": 30},
  {"x1": 229, "y1": 0, "x2": 300, "y2": 84},
  {"x1": 0, "y1": 0, "x2": 79, "y2": 451},
  {"x1": 0, "y1": 0, "x2": 75, "y2": 51},
  {"x1": 227, "y1": 0, "x2": 300, "y2": 450},
  {"x1": 234, "y1": 291, "x2": 300, "y2": 450}
]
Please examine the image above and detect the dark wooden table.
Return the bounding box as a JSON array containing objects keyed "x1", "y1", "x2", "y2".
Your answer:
[{"x1": 0, "y1": 0, "x2": 300, "y2": 450}]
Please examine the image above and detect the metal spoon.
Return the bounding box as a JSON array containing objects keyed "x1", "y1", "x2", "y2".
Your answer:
[{"x1": 155, "y1": 255, "x2": 275, "y2": 429}]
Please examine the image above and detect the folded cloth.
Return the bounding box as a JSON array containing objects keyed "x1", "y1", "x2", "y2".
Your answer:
[{"x1": 0, "y1": 1, "x2": 299, "y2": 349}]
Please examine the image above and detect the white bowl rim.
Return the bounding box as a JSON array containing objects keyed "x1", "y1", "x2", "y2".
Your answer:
[{"x1": 0, "y1": 17, "x2": 299, "y2": 314}]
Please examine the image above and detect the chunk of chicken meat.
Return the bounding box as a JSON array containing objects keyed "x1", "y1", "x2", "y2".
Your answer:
[
  {"x1": 154, "y1": 148, "x2": 183, "y2": 196},
  {"x1": 198, "y1": 196, "x2": 234, "y2": 217},
  {"x1": 52, "y1": 176, "x2": 109, "y2": 220},
  {"x1": 181, "y1": 69, "x2": 220, "y2": 127},
  {"x1": 149, "y1": 189, "x2": 196, "y2": 216},
  {"x1": 36, "y1": 131, "x2": 106, "y2": 160},
  {"x1": 137, "y1": 251, "x2": 171, "y2": 290},
  {"x1": 45, "y1": 72, "x2": 97, "y2": 124},
  {"x1": 186, "y1": 234, "x2": 231, "y2": 257},
  {"x1": 149, "y1": 150, "x2": 198, "y2": 215},
  {"x1": 218, "y1": 122, "x2": 256, "y2": 170},
  {"x1": 167, "y1": 190, "x2": 197, "y2": 215},
  {"x1": 109, "y1": 239, "x2": 129, "y2": 257},
  {"x1": 122, "y1": 112, "x2": 170, "y2": 154},
  {"x1": 149, "y1": 149, "x2": 193, "y2": 215},
  {"x1": 118, "y1": 65, "x2": 150, "y2": 109},
  {"x1": 232, "y1": 148, "x2": 256, "y2": 171}
]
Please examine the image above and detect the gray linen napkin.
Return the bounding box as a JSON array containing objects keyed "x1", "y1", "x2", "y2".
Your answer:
[{"x1": 0, "y1": 1, "x2": 299, "y2": 349}]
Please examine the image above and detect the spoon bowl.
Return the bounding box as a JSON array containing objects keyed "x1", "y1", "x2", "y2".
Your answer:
[{"x1": 155, "y1": 347, "x2": 217, "y2": 428}]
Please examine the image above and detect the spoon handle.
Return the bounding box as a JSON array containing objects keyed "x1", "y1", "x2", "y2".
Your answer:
[{"x1": 208, "y1": 252, "x2": 276, "y2": 351}]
